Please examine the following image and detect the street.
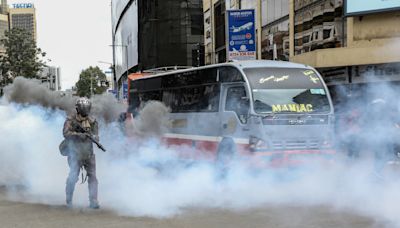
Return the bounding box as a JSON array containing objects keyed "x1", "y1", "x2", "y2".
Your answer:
[{"x1": 0, "y1": 186, "x2": 387, "y2": 228}]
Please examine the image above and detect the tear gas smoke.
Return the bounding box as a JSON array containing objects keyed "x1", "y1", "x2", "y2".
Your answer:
[
  {"x1": 2, "y1": 76, "x2": 400, "y2": 226},
  {"x1": 129, "y1": 101, "x2": 171, "y2": 137},
  {"x1": 4, "y1": 76, "x2": 75, "y2": 112},
  {"x1": 3, "y1": 77, "x2": 125, "y2": 122},
  {"x1": 90, "y1": 93, "x2": 125, "y2": 123}
]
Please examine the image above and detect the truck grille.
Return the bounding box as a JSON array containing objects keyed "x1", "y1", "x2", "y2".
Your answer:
[{"x1": 271, "y1": 139, "x2": 321, "y2": 150}]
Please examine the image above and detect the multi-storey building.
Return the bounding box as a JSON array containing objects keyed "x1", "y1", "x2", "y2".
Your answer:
[
  {"x1": 262, "y1": 0, "x2": 289, "y2": 60},
  {"x1": 204, "y1": 0, "x2": 267, "y2": 64},
  {"x1": 9, "y1": 3, "x2": 37, "y2": 42},
  {"x1": 111, "y1": 0, "x2": 204, "y2": 98},
  {"x1": 204, "y1": 0, "x2": 400, "y2": 106},
  {"x1": 289, "y1": 0, "x2": 400, "y2": 105},
  {"x1": 0, "y1": 0, "x2": 8, "y2": 54}
]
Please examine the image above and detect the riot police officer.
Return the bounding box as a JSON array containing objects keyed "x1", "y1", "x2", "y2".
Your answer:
[{"x1": 62, "y1": 97, "x2": 100, "y2": 209}]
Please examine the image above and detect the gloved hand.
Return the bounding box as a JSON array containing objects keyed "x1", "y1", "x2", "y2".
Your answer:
[{"x1": 74, "y1": 132, "x2": 88, "y2": 140}]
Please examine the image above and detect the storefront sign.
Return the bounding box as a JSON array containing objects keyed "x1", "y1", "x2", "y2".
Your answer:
[{"x1": 352, "y1": 63, "x2": 400, "y2": 83}]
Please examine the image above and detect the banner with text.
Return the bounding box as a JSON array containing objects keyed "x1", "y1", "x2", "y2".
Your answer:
[{"x1": 227, "y1": 9, "x2": 256, "y2": 61}]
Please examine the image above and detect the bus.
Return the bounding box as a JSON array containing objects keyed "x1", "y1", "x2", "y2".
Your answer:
[{"x1": 127, "y1": 60, "x2": 335, "y2": 167}]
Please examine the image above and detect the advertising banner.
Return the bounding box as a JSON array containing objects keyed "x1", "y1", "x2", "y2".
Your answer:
[
  {"x1": 123, "y1": 82, "x2": 128, "y2": 99},
  {"x1": 346, "y1": 0, "x2": 400, "y2": 16},
  {"x1": 227, "y1": 9, "x2": 256, "y2": 61}
]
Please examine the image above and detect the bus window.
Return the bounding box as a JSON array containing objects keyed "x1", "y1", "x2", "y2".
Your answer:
[
  {"x1": 129, "y1": 93, "x2": 141, "y2": 113},
  {"x1": 162, "y1": 68, "x2": 217, "y2": 89},
  {"x1": 139, "y1": 91, "x2": 162, "y2": 104},
  {"x1": 219, "y1": 66, "x2": 244, "y2": 82},
  {"x1": 225, "y1": 86, "x2": 249, "y2": 124},
  {"x1": 164, "y1": 84, "x2": 220, "y2": 113},
  {"x1": 162, "y1": 89, "x2": 180, "y2": 112}
]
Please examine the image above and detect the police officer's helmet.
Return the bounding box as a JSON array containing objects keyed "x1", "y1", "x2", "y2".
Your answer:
[{"x1": 76, "y1": 97, "x2": 92, "y2": 117}]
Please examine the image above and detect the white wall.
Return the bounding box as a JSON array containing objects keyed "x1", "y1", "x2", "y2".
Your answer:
[{"x1": 113, "y1": 0, "x2": 138, "y2": 81}]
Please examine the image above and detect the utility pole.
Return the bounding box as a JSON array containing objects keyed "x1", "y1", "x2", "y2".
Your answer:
[
  {"x1": 289, "y1": 0, "x2": 295, "y2": 59},
  {"x1": 257, "y1": 0, "x2": 262, "y2": 60},
  {"x1": 90, "y1": 73, "x2": 93, "y2": 98},
  {"x1": 210, "y1": 0, "x2": 215, "y2": 64}
]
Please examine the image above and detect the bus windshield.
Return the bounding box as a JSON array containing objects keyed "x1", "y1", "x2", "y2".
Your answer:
[{"x1": 244, "y1": 67, "x2": 331, "y2": 114}]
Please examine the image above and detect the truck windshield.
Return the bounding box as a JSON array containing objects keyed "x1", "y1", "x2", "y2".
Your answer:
[{"x1": 244, "y1": 67, "x2": 331, "y2": 114}]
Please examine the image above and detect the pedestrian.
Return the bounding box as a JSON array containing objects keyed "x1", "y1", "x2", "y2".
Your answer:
[{"x1": 62, "y1": 97, "x2": 100, "y2": 209}]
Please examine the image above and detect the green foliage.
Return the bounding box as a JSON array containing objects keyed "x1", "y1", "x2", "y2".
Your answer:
[
  {"x1": 75, "y1": 66, "x2": 108, "y2": 98},
  {"x1": 0, "y1": 28, "x2": 46, "y2": 85}
]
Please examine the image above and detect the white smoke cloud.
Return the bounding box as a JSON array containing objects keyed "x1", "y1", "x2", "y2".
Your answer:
[{"x1": 2, "y1": 79, "x2": 400, "y2": 226}]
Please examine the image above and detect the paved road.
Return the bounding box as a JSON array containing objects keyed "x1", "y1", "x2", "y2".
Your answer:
[{"x1": 0, "y1": 187, "x2": 386, "y2": 228}]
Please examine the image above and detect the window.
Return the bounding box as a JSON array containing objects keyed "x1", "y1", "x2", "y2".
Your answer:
[
  {"x1": 303, "y1": 35, "x2": 310, "y2": 44},
  {"x1": 323, "y1": 29, "x2": 331, "y2": 39},
  {"x1": 225, "y1": 86, "x2": 249, "y2": 123},
  {"x1": 138, "y1": 91, "x2": 162, "y2": 105},
  {"x1": 162, "y1": 89, "x2": 179, "y2": 112},
  {"x1": 162, "y1": 68, "x2": 217, "y2": 88},
  {"x1": 191, "y1": 14, "x2": 203, "y2": 35},
  {"x1": 162, "y1": 84, "x2": 220, "y2": 113},
  {"x1": 218, "y1": 66, "x2": 244, "y2": 82}
]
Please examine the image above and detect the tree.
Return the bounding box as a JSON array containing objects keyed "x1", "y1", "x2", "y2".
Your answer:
[
  {"x1": 75, "y1": 66, "x2": 108, "y2": 98},
  {"x1": 0, "y1": 28, "x2": 46, "y2": 85}
]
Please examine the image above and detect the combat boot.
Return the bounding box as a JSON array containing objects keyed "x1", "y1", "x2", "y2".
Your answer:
[
  {"x1": 66, "y1": 200, "x2": 73, "y2": 208},
  {"x1": 89, "y1": 200, "x2": 100, "y2": 209},
  {"x1": 66, "y1": 183, "x2": 75, "y2": 208}
]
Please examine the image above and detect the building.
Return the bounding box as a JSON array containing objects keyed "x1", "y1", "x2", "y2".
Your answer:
[
  {"x1": 288, "y1": 0, "x2": 400, "y2": 106},
  {"x1": 111, "y1": 0, "x2": 204, "y2": 98},
  {"x1": 39, "y1": 66, "x2": 61, "y2": 91},
  {"x1": 0, "y1": 0, "x2": 9, "y2": 54},
  {"x1": 203, "y1": 0, "x2": 228, "y2": 64},
  {"x1": 203, "y1": 0, "x2": 267, "y2": 64},
  {"x1": 204, "y1": 0, "x2": 400, "y2": 106},
  {"x1": 262, "y1": 0, "x2": 289, "y2": 60},
  {"x1": 9, "y1": 3, "x2": 36, "y2": 42}
]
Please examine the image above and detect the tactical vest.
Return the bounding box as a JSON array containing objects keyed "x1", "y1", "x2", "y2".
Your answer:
[{"x1": 74, "y1": 116, "x2": 94, "y2": 161}]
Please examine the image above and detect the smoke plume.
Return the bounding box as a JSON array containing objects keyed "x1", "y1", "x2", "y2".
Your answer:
[
  {"x1": 4, "y1": 76, "x2": 75, "y2": 112},
  {"x1": 2, "y1": 75, "x2": 400, "y2": 227},
  {"x1": 130, "y1": 101, "x2": 171, "y2": 137},
  {"x1": 3, "y1": 77, "x2": 125, "y2": 122}
]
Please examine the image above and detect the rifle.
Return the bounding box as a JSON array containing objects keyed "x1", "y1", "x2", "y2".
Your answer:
[{"x1": 73, "y1": 122, "x2": 106, "y2": 152}]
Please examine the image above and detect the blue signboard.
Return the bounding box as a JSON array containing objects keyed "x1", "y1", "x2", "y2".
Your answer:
[
  {"x1": 12, "y1": 3, "x2": 34, "y2": 8},
  {"x1": 227, "y1": 9, "x2": 256, "y2": 61},
  {"x1": 123, "y1": 82, "x2": 128, "y2": 99},
  {"x1": 108, "y1": 89, "x2": 117, "y2": 96}
]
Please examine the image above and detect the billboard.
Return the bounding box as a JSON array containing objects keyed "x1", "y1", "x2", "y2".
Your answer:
[
  {"x1": 227, "y1": 9, "x2": 256, "y2": 61},
  {"x1": 345, "y1": 0, "x2": 400, "y2": 16}
]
